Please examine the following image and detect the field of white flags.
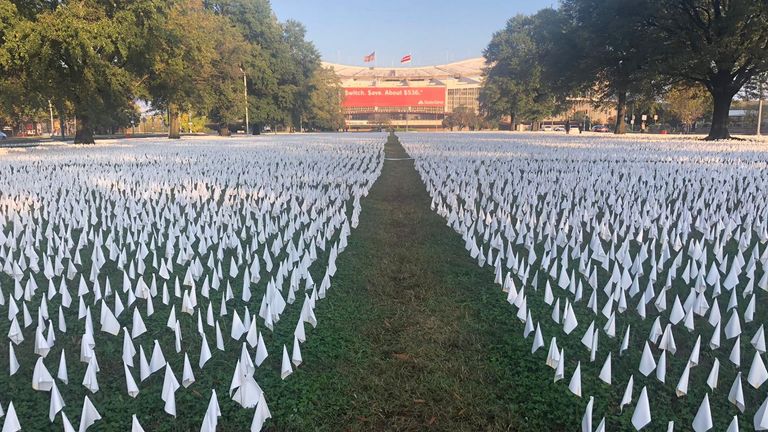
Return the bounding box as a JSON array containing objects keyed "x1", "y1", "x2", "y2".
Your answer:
[
  {"x1": 402, "y1": 133, "x2": 768, "y2": 432},
  {"x1": 0, "y1": 135, "x2": 382, "y2": 431}
]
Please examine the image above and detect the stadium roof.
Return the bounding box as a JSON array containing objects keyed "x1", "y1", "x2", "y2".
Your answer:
[{"x1": 322, "y1": 57, "x2": 485, "y2": 80}]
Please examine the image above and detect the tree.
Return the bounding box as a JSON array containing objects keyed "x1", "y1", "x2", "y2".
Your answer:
[
  {"x1": 206, "y1": 0, "x2": 320, "y2": 133},
  {"x1": 0, "y1": 0, "x2": 320, "y2": 141},
  {"x1": 146, "y1": 1, "x2": 211, "y2": 139},
  {"x1": 5, "y1": 0, "x2": 158, "y2": 143},
  {"x1": 282, "y1": 20, "x2": 321, "y2": 131},
  {"x1": 1, "y1": 2, "x2": 47, "y2": 136},
  {"x1": 307, "y1": 66, "x2": 344, "y2": 131},
  {"x1": 559, "y1": 0, "x2": 662, "y2": 134},
  {"x1": 481, "y1": 10, "x2": 564, "y2": 130},
  {"x1": 146, "y1": 0, "x2": 247, "y2": 138},
  {"x1": 743, "y1": 73, "x2": 768, "y2": 101},
  {"x1": 443, "y1": 107, "x2": 482, "y2": 131},
  {"x1": 649, "y1": 0, "x2": 768, "y2": 139},
  {"x1": 665, "y1": 84, "x2": 711, "y2": 132}
]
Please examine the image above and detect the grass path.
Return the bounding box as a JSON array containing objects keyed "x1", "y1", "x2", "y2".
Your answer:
[{"x1": 271, "y1": 133, "x2": 582, "y2": 431}]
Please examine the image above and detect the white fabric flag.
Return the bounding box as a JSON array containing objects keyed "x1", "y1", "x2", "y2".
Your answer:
[
  {"x1": 582, "y1": 396, "x2": 593, "y2": 432},
  {"x1": 78, "y1": 395, "x2": 102, "y2": 432},
  {"x1": 131, "y1": 415, "x2": 146, "y2": 432},
  {"x1": 692, "y1": 393, "x2": 713, "y2": 432},
  {"x1": 631, "y1": 386, "x2": 651, "y2": 430},
  {"x1": 124, "y1": 362, "x2": 140, "y2": 398},
  {"x1": 161, "y1": 363, "x2": 181, "y2": 417},
  {"x1": 49, "y1": 382, "x2": 66, "y2": 422},
  {"x1": 1, "y1": 402, "x2": 20, "y2": 432},
  {"x1": 250, "y1": 391, "x2": 272, "y2": 432}
]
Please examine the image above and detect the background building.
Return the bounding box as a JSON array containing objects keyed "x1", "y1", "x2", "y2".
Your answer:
[
  {"x1": 324, "y1": 57, "x2": 617, "y2": 131},
  {"x1": 323, "y1": 58, "x2": 484, "y2": 131}
]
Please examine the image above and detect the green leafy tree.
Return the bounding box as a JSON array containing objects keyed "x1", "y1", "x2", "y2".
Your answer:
[
  {"x1": 205, "y1": 0, "x2": 320, "y2": 133},
  {"x1": 307, "y1": 66, "x2": 344, "y2": 131},
  {"x1": 282, "y1": 20, "x2": 321, "y2": 131},
  {"x1": 559, "y1": 0, "x2": 662, "y2": 134},
  {"x1": 146, "y1": 0, "x2": 247, "y2": 138},
  {"x1": 481, "y1": 10, "x2": 563, "y2": 130},
  {"x1": 6, "y1": 1, "x2": 155, "y2": 143},
  {"x1": 665, "y1": 84, "x2": 712, "y2": 132},
  {"x1": 443, "y1": 106, "x2": 484, "y2": 131},
  {"x1": 649, "y1": 0, "x2": 768, "y2": 139},
  {"x1": 0, "y1": 0, "x2": 322, "y2": 141},
  {"x1": 742, "y1": 72, "x2": 768, "y2": 103}
]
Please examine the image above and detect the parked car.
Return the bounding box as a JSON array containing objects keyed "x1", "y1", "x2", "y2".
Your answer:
[
  {"x1": 592, "y1": 124, "x2": 611, "y2": 132},
  {"x1": 0, "y1": 131, "x2": 6, "y2": 140},
  {"x1": 553, "y1": 125, "x2": 565, "y2": 132},
  {"x1": 542, "y1": 125, "x2": 553, "y2": 131}
]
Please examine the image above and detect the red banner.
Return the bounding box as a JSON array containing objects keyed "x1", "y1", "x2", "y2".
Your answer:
[{"x1": 342, "y1": 87, "x2": 445, "y2": 108}]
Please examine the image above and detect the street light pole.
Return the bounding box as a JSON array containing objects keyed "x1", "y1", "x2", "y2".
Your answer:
[
  {"x1": 758, "y1": 82, "x2": 764, "y2": 136},
  {"x1": 241, "y1": 67, "x2": 249, "y2": 135}
]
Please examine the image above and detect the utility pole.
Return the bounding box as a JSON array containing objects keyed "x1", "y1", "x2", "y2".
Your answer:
[
  {"x1": 758, "y1": 81, "x2": 764, "y2": 136},
  {"x1": 240, "y1": 66, "x2": 249, "y2": 135}
]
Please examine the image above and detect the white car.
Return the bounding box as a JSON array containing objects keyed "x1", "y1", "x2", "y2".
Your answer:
[{"x1": 0, "y1": 131, "x2": 7, "y2": 140}]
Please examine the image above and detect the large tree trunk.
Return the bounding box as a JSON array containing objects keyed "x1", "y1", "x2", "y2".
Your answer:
[
  {"x1": 510, "y1": 111, "x2": 516, "y2": 131},
  {"x1": 59, "y1": 116, "x2": 66, "y2": 141},
  {"x1": 614, "y1": 90, "x2": 627, "y2": 134},
  {"x1": 707, "y1": 90, "x2": 733, "y2": 140},
  {"x1": 74, "y1": 115, "x2": 95, "y2": 144},
  {"x1": 168, "y1": 104, "x2": 181, "y2": 139}
]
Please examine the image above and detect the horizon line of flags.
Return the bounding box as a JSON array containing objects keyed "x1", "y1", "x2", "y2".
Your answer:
[{"x1": 363, "y1": 51, "x2": 412, "y2": 64}]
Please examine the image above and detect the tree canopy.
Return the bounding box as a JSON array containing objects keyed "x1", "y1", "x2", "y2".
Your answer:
[
  {"x1": 480, "y1": 10, "x2": 565, "y2": 129},
  {"x1": 0, "y1": 0, "x2": 339, "y2": 142},
  {"x1": 483, "y1": 0, "x2": 768, "y2": 139},
  {"x1": 665, "y1": 83, "x2": 712, "y2": 132}
]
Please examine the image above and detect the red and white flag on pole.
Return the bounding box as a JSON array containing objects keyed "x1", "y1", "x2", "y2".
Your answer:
[
  {"x1": 400, "y1": 54, "x2": 412, "y2": 64},
  {"x1": 363, "y1": 51, "x2": 376, "y2": 63}
]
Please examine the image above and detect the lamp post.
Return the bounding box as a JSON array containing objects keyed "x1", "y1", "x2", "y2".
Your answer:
[
  {"x1": 758, "y1": 81, "x2": 764, "y2": 136},
  {"x1": 239, "y1": 66, "x2": 249, "y2": 135}
]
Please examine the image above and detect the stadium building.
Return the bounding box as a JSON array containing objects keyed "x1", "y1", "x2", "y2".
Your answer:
[{"x1": 322, "y1": 58, "x2": 485, "y2": 131}]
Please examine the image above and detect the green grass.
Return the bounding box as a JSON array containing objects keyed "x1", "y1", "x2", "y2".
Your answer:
[
  {"x1": 0, "y1": 152, "x2": 365, "y2": 431},
  {"x1": 273, "y1": 133, "x2": 763, "y2": 431},
  {"x1": 2, "y1": 133, "x2": 758, "y2": 431},
  {"x1": 269, "y1": 133, "x2": 590, "y2": 431}
]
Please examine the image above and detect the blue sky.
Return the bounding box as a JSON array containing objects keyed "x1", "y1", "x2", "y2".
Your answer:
[{"x1": 271, "y1": 0, "x2": 554, "y2": 66}]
